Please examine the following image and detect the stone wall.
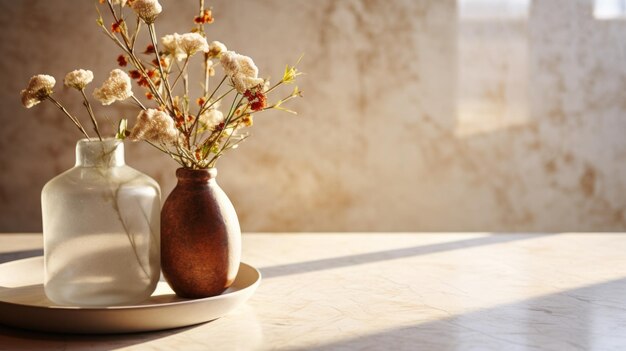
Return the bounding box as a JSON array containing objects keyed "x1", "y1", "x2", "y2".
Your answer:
[{"x1": 1, "y1": 0, "x2": 625, "y2": 232}]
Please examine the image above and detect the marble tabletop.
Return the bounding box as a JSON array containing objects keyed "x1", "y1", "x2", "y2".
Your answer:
[{"x1": 0, "y1": 233, "x2": 625, "y2": 350}]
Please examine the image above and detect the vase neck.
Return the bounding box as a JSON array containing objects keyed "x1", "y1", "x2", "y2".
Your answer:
[
  {"x1": 176, "y1": 168, "x2": 217, "y2": 183},
  {"x1": 75, "y1": 139, "x2": 125, "y2": 168}
]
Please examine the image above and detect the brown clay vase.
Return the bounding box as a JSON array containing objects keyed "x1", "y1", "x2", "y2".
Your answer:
[{"x1": 161, "y1": 168, "x2": 241, "y2": 298}]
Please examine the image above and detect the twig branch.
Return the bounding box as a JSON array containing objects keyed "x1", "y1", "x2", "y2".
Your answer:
[
  {"x1": 80, "y1": 89, "x2": 102, "y2": 141},
  {"x1": 46, "y1": 96, "x2": 91, "y2": 139}
]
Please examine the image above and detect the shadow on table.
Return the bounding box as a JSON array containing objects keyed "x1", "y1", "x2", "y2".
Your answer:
[
  {"x1": 0, "y1": 249, "x2": 43, "y2": 264},
  {"x1": 289, "y1": 276, "x2": 626, "y2": 350},
  {"x1": 0, "y1": 303, "x2": 263, "y2": 350},
  {"x1": 261, "y1": 233, "x2": 553, "y2": 279},
  {"x1": 0, "y1": 323, "x2": 200, "y2": 351}
]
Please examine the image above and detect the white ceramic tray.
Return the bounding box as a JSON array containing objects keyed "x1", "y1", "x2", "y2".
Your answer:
[{"x1": 0, "y1": 256, "x2": 261, "y2": 334}]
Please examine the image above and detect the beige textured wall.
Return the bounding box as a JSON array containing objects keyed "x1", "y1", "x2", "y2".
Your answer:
[{"x1": 1, "y1": 0, "x2": 626, "y2": 232}]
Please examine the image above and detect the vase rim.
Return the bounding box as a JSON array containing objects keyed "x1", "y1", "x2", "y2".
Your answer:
[
  {"x1": 75, "y1": 138, "x2": 124, "y2": 168},
  {"x1": 176, "y1": 167, "x2": 217, "y2": 180},
  {"x1": 76, "y1": 137, "x2": 121, "y2": 145}
]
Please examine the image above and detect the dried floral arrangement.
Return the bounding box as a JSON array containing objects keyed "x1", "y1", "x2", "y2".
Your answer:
[{"x1": 20, "y1": 0, "x2": 302, "y2": 169}]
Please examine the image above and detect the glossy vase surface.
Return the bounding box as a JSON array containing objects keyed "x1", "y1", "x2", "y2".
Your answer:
[
  {"x1": 41, "y1": 139, "x2": 161, "y2": 306},
  {"x1": 161, "y1": 168, "x2": 241, "y2": 298}
]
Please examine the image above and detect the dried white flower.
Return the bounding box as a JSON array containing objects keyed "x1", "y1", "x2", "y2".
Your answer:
[
  {"x1": 111, "y1": 0, "x2": 127, "y2": 6},
  {"x1": 93, "y1": 69, "x2": 133, "y2": 105},
  {"x1": 161, "y1": 33, "x2": 185, "y2": 61},
  {"x1": 220, "y1": 51, "x2": 264, "y2": 93},
  {"x1": 64, "y1": 69, "x2": 94, "y2": 90},
  {"x1": 131, "y1": 0, "x2": 162, "y2": 23},
  {"x1": 129, "y1": 108, "x2": 178, "y2": 144},
  {"x1": 161, "y1": 33, "x2": 208, "y2": 61},
  {"x1": 179, "y1": 33, "x2": 208, "y2": 57},
  {"x1": 207, "y1": 41, "x2": 227, "y2": 58},
  {"x1": 200, "y1": 108, "x2": 224, "y2": 129},
  {"x1": 20, "y1": 74, "x2": 55, "y2": 108}
]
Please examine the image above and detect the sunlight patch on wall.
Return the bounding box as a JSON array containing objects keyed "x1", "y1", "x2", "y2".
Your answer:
[
  {"x1": 455, "y1": 0, "x2": 531, "y2": 138},
  {"x1": 594, "y1": 0, "x2": 626, "y2": 19},
  {"x1": 459, "y1": 0, "x2": 531, "y2": 21}
]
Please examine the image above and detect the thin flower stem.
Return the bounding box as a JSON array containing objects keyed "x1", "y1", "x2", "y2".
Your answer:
[
  {"x1": 106, "y1": 0, "x2": 132, "y2": 49},
  {"x1": 146, "y1": 140, "x2": 179, "y2": 161},
  {"x1": 145, "y1": 140, "x2": 168, "y2": 153},
  {"x1": 198, "y1": 0, "x2": 205, "y2": 32},
  {"x1": 148, "y1": 23, "x2": 175, "y2": 109},
  {"x1": 208, "y1": 123, "x2": 247, "y2": 167},
  {"x1": 198, "y1": 85, "x2": 234, "y2": 117},
  {"x1": 204, "y1": 54, "x2": 210, "y2": 96},
  {"x1": 176, "y1": 142, "x2": 197, "y2": 166},
  {"x1": 46, "y1": 96, "x2": 91, "y2": 139},
  {"x1": 80, "y1": 89, "x2": 102, "y2": 141},
  {"x1": 97, "y1": 22, "x2": 169, "y2": 110},
  {"x1": 96, "y1": 3, "x2": 169, "y2": 111},
  {"x1": 131, "y1": 17, "x2": 142, "y2": 51},
  {"x1": 200, "y1": 93, "x2": 243, "y2": 156},
  {"x1": 183, "y1": 66, "x2": 190, "y2": 116},
  {"x1": 197, "y1": 76, "x2": 229, "y2": 116},
  {"x1": 127, "y1": 54, "x2": 169, "y2": 109},
  {"x1": 131, "y1": 95, "x2": 147, "y2": 110},
  {"x1": 261, "y1": 92, "x2": 301, "y2": 112},
  {"x1": 191, "y1": 83, "x2": 234, "y2": 146},
  {"x1": 264, "y1": 80, "x2": 285, "y2": 95},
  {"x1": 170, "y1": 57, "x2": 190, "y2": 90},
  {"x1": 102, "y1": 0, "x2": 171, "y2": 93},
  {"x1": 100, "y1": 26, "x2": 132, "y2": 59},
  {"x1": 146, "y1": 141, "x2": 191, "y2": 167},
  {"x1": 227, "y1": 95, "x2": 245, "y2": 121},
  {"x1": 197, "y1": 0, "x2": 210, "y2": 97}
]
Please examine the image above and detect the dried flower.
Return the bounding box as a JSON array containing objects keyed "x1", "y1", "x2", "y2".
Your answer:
[
  {"x1": 117, "y1": 54, "x2": 128, "y2": 67},
  {"x1": 137, "y1": 69, "x2": 159, "y2": 87},
  {"x1": 244, "y1": 89, "x2": 267, "y2": 111},
  {"x1": 282, "y1": 62, "x2": 302, "y2": 84},
  {"x1": 20, "y1": 74, "x2": 56, "y2": 108},
  {"x1": 220, "y1": 51, "x2": 264, "y2": 93},
  {"x1": 179, "y1": 33, "x2": 208, "y2": 57},
  {"x1": 131, "y1": 0, "x2": 162, "y2": 24},
  {"x1": 130, "y1": 108, "x2": 178, "y2": 144},
  {"x1": 64, "y1": 69, "x2": 94, "y2": 90},
  {"x1": 143, "y1": 44, "x2": 155, "y2": 54},
  {"x1": 128, "y1": 70, "x2": 141, "y2": 79},
  {"x1": 161, "y1": 33, "x2": 184, "y2": 61},
  {"x1": 200, "y1": 108, "x2": 224, "y2": 129},
  {"x1": 242, "y1": 114, "x2": 253, "y2": 127},
  {"x1": 111, "y1": 19, "x2": 123, "y2": 33},
  {"x1": 93, "y1": 69, "x2": 133, "y2": 105},
  {"x1": 194, "y1": 9, "x2": 214, "y2": 24},
  {"x1": 19, "y1": 0, "x2": 303, "y2": 169},
  {"x1": 161, "y1": 32, "x2": 208, "y2": 61},
  {"x1": 207, "y1": 41, "x2": 226, "y2": 58}
]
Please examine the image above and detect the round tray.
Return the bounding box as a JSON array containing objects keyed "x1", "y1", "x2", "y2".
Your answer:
[{"x1": 0, "y1": 257, "x2": 261, "y2": 334}]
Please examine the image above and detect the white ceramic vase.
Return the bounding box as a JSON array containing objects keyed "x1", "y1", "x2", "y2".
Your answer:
[{"x1": 41, "y1": 138, "x2": 160, "y2": 306}]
